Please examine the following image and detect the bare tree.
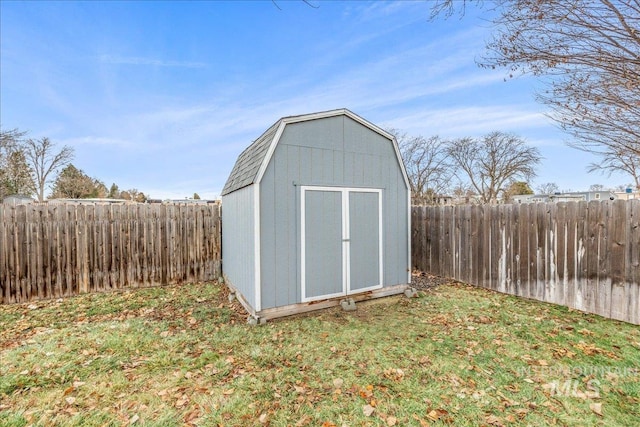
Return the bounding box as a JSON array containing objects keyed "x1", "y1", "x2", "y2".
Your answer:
[
  {"x1": 389, "y1": 128, "x2": 453, "y2": 204},
  {"x1": 536, "y1": 182, "x2": 559, "y2": 195},
  {"x1": 431, "y1": 0, "x2": 640, "y2": 175},
  {"x1": 23, "y1": 137, "x2": 74, "y2": 201},
  {"x1": 486, "y1": 1, "x2": 639, "y2": 158},
  {"x1": 588, "y1": 150, "x2": 640, "y2": 190},
  {"x1": 271, "y1": 0, "x2": 319, "y2": 10},
  {"x1": 429, "y1": 0, "x2": 478, "y2": 18},
  {"x1": 446, "y1": 131, "x2": 541, "y2": 204},
  {"x1": 614, "y1": 183, "x2": 635, "y2": 192},
  {"x1": 451, "y1": 182, "x2": 476, "y2": 200},
  {"x1": 123, "y1": 188, "x2": 147, "y2": 203},
  {"x1": 1, "y1": 128, "x2": 27, "y2": 151},
  {"x1": 589, "y1": 183, "x2": 605, "y2": 192}
]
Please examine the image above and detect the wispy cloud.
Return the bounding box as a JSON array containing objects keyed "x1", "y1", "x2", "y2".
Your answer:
[
  {"x1": 62, "y1": 135, "x2": 132, "y2": 147},
  {"x1": 387, "y1": 106, "x2": 551, "y2": 138},
  {"x1": 97, "y1": 54, "x2": 207, "y2": 68},
  {"x1": 344, "y1": 0, "x2": 427, "y2": 24}
]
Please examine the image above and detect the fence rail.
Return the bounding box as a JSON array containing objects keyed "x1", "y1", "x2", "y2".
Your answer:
[
  {"x1": 0, "y1": 203, "x2": 221, "y2": 304},
  {"x1": 412, "y1": 200, "x2": 640, "y2": 325}
]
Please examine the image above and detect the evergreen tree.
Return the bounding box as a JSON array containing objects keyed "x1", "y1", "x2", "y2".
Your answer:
[
  {"x1": 50, "y1": 164, "x2": 99, "y2": 199},
  {"x1": 108, "y1": 183, "x2": 120, "y2": 198}
]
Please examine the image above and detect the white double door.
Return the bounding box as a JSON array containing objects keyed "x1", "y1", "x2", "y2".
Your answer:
[{"x1": 300, "y1": 186, "x2": 382, "y2": 302}]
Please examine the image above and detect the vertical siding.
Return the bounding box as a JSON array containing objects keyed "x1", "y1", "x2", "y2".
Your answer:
[
  {"x1": 258, "y1": 115, "x2": 410, "y2": 309},
  {"x1": 221, "y1": 185, "x2": 256, "y2": 309},
  {"x1": 344, "y1": 116, "x2": 409, "y2": 287}
]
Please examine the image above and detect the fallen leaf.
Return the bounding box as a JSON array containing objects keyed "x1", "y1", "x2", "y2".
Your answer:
[
  {"x1": 65, "y1": 396, "x2": 76, "y2": 405},
  {"x1": 363, "y1": 404, "x2": 375, "y2": 417},
  {"x1": 129, "y1": 414, "x2": 139, "y2": 425},
  {"x1": 359, "y1": 385, "x2": 374, "y2": 398},
  {"x1": 383, "y1": 368, "x2": 405, "y2": 381},
  {"x1": 590, "y1": 402, "x2": 603, "y2": 416},
  {"x1": 259, "y1": 413, "x2": 268, "y2": 424},
  {"x1": 605, "y1": 372, "x2": 619, "y2": 382},
  {"x1": 472, "y1": 391, "x2": 484, "y2": 400},
  {"x1": 412, "y1": 414, "x2": 430, "y2": 427},
  {"x1": 386, "y1": 415, "x2": 398, "y2": 426},
  {"x1": 514, "y1": 408, "x2": 529, "y2": 419},
  {"x1": 184, "y1": 409, "x2": 201, "y2": 423},
  {"x1": 486, "y1": 414, "x2": 503, "y2": 426},
  {"x1": 333, "y1": 378, "x2": 344, "y2": 389},
  {"x1": 426, "y1": 409, "x2": 448, "y2": 421},
  {"x1": 296, "y1": 415, "x2": 311, "y2": 426}
]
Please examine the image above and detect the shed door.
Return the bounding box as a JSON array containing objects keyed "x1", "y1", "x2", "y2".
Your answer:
[
  {"x1": 301, "y1": 187, "x2": 382, "y2": 302},
  {"x1": 348, "y1": 191, "x2": 382, "y2": 293}
]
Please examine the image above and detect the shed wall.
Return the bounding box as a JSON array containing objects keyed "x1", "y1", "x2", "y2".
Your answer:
[
  {"x1": 259, "y1": 115, "x2": 409, "y2": 310},
  {"x1": 221, "y1": 185, "x2": 256, "y2": 310}
]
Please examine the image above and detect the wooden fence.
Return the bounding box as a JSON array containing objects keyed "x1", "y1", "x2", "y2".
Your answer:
[
  {"x1": 412, "y1": 200, "x2": 640, "y2": 325},
  {"x1": 4, "y1": 199, "x2": 639, "y2": 324},
  {"x1": 0, "y1": 203, "x2": 221, "y2": 304}
]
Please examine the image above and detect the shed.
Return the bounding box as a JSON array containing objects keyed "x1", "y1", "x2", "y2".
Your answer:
[{"x1": 221, "y1": 109, "x2": 411, "y2": 321}]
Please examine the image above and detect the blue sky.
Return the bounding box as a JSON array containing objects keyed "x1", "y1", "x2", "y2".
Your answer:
[{"x1": 1, "y1": 1, "x2": 630, "y2": 200}]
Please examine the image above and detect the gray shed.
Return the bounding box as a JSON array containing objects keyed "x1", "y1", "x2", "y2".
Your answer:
[{"x1": 221, "y1": 109, "x2": 411, "y2": 321}]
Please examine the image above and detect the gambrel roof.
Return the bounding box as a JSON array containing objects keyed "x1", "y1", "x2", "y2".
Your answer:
[
  {"x1": 221, "y1": 108, "x2": 409, "y2": 196},
  {"x1": 220, "y1": 121, "x2": 280, "y2": 196}
]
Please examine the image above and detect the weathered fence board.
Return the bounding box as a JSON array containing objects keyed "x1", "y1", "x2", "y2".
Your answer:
[
  {"x1": 0, "y1": 203, "x2": 222, "y2": 304},
  {"x1": 412, "y1": 200, "x2": 640, "y2": 325}
]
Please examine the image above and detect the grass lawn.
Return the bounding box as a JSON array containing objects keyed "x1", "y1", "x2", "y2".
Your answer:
[{"x1": 1, "y1": 281, "x2": 638, "y2": 427}]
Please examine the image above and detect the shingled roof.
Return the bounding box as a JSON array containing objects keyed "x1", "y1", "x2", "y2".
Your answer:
[
  {"x1": 221, "y1": 120, "x2": 280, "y2": 196},
  {"x1": 221, "y1": 108, "x2": 406, "y2": 196}
]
